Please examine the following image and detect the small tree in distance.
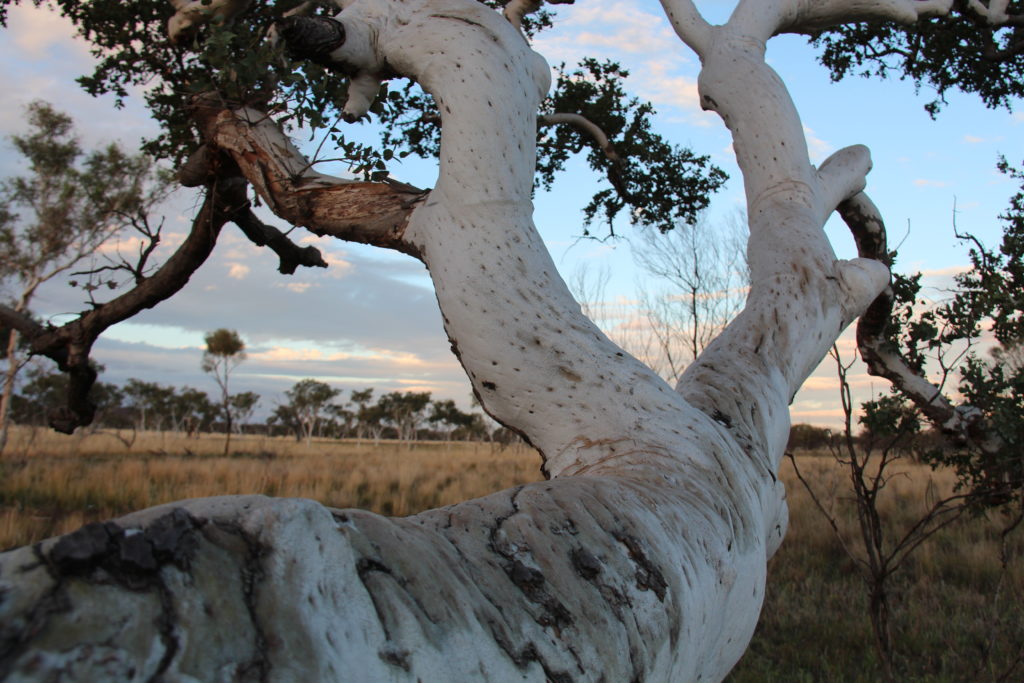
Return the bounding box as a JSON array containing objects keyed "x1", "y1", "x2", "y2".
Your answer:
[
  {"x1": 201, "y1": 328, "x2": 246, "y2": 455},
  {"x1": 282, "y1": 378, "x2": 340, "y2": 444}
]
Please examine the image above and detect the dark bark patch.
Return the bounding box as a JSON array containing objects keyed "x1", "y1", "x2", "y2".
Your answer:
[
  {"x1": 378, "y1": 645, "x2": 411, "y2": 671},
  {"x1": 614, "y1": 533, "x2": 667, "y2": 601},
  {"x1": 558, "y1": 366, "x2": 583, "y2": 383},
  {"x1": 356, "y1": 557, "x2": 392, "y2": 577},
  {"x1": 49, "y1": 508, "x2": 199, "y2": 583},
  {"x1": 712, "y1": 409, "x2": 733, "y2": 428},
  {"x1": 570, "y1": 548, "x2": 602, "y2": 581}
]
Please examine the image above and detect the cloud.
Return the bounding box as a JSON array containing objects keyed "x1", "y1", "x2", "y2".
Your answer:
[
  {"x1": 5, "y1": 4, "x2": 90, "y2": 61},
  {"x1": 227, "y1": 263, "x2": 251, "y2": 280},
  {"x1": 632, "y1": 59, "x2": 710, "y2": 123},
  {"x1": 789, "y1": 407, "x2": 847, "y2": 422},
  {"x1": 913, "y1": 179, "x2": 951, "y2": 188},
  {"x1": 803, "y1": 126, "x2": 833, "y2": 163},
  {"x1": 919, "y1": 265, "x2": 969, "y2": 279},
  {"x1": 533, "y1": 1, "x2": 713, "y2": 124},
  {"x1": 537, "y1": 0, "x2": 679, "y2": 59}
]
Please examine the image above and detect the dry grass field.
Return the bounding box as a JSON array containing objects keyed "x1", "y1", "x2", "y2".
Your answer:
[
  {"x1": 0, "y1": 426, "x2": 544, "y2": 549},
  {"x1": 1, "y1": 426, "x2": 1021, "y2": 680}
]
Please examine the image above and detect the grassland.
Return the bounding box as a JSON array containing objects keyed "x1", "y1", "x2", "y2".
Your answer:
[{"x1": 1, "y1": 426, "x2": 1021, "y2": 680}]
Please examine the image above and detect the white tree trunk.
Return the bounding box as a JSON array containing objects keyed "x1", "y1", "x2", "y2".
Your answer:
[{"x1": 0, "y1": 0, "x2": 945, "y2": 680}]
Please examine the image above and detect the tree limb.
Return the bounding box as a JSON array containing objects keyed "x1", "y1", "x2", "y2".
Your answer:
[
  {"x1": 762, "y1": 0, "x2": 956, "y2": 38},
  {"x1": 838, "y1": 192, "x2": 999, "y2": 449},
  {"x1": 966, "y1": 0, "x2": 1012, "y2": 25},
  {"x1": 539, "y1": 112, "x2": 620, "y2": 164},
  {"x1": 23, "y1": 178, "x2": 244, "y2": 433},
  {"x1": 231, "y1": 207, "x2": 329, "y2": 274},
  {"x1": 193, "y1": 100, "x2": 427, "y2": 257},
  {"x1": 0, "y1": 304, "x2": 45, "y2": 340},
  {"x1": 658, "y1": 0, "x2": 713, "y2": 56},
  {"x1": 502, "y1": 0, "x2": 574, "y2": 33}
]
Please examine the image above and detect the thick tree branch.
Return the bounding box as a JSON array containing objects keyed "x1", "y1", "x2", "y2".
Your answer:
[
  {"x1": 966, "y1": 0, "x2": 1012, "y2": 25},
  {"x1": 23, "y1": 179, "x2": 243, "y2": 433},
  {"x1": 178, "y1": 142, "x2": 331, "y2": 272},
  {"x1": 502, "y1": 0, "x2": 574, "y2": 33},
  {"x1": 193, "y1": 101, "x2": 426, "y2": 257},
  {"x1": 816, "y1": 144, "x2": 872, "y2": 218},
  {"x1": 658, "y1": 0, "x2": 713, "y2": 55},
  {"x1": 742, "y1": 0, "x2": 956, "y2": 39},
  {"x1": 0, "y1": 304, "x2": 45, "y2": 340}
]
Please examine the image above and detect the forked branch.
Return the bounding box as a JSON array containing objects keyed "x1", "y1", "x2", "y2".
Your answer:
[{"x1": 7, "y1": 179, "x2": 246, "y2": 432}]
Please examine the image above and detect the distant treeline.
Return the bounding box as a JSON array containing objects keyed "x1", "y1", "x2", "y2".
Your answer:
[
  {"x1": 787, "y1": 422, "x2": 948, "y2": 455},
  {"x1": 10, "y1": 366, "x2": 518, "y2": 444}
]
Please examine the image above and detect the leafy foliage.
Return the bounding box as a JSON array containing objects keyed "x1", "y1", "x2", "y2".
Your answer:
[
  {"x1": 538, "y1": 59, "x2": 727, "y2": 234},
  {"x1": 282, "y1": 378, "x2": 341, "y2": 443},
  {"x1": 0, "y1": 101, "x2": 160, "y2": 293},
  {"x1": 2, "y1": 1, "x2": 725, "y2": 235},
  {"x1": 812, "y1": 6, "x2": 1024, "y2": 115}
]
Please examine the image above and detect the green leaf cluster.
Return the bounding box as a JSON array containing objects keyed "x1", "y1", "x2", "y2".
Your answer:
[
  {"x1": 812, "y1": 7, "x2": 1024, "y2": 115},
  {"x1": 538, "y1": 59, "x2": 727, "y2": 235},
  {"x1": 2, "y1": 1, "x2": 726, "y2": 236}
]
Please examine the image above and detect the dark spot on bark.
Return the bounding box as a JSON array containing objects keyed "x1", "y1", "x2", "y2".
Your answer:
[
  {"x1": 712, "y1": 409, "x2": 733, "y2": 428},
  {"x1": 570, "y1": 548, "x2": 602, "y2": 580},
  {"x1": 482, "y1": 381, "x2": 497, "y2": 391},
  {"x1": 504, "y1": 559, "x2": 572, "y2": 631},
  {"x1": 378, "y1": 645, "x2": 412, "y2": 671},
  {"x1": 356, "y1": 557, "x2": 392, "y2": 577},
  {"x1": 509, "y1": 560, "x2": 544, "y2": 592}
]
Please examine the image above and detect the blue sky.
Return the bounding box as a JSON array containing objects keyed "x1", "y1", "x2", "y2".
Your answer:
[{"x1": 1, "y1": 0, "x2": 1019, "y2": 427}]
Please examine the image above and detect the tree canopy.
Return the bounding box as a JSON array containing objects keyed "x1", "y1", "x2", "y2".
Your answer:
[{"x1": 812, "y1": 1, "x2": 1024, "y2": 115}]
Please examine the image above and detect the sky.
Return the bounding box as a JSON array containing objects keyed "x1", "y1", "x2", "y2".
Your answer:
[{"x1": 0, "y1": 0, "x2": 1019, "y2": 428}]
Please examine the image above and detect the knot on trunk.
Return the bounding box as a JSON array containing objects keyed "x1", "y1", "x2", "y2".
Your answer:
[{"x1": 276, "y1": 16, "x2": 346, "y2": 64}]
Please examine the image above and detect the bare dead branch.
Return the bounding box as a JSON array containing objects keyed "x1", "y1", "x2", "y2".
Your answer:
[
  {"x1": 838, "y1": 193, "x2": 988, "y2": 442},
  {"x1": 231, "y1": 206, "x2": 329, "y2": 274}
]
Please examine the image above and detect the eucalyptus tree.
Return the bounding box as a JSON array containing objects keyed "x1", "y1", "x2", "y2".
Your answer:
[
  {"x1": 376, "y1": 390, "x2": 431, "y2": 441},
  {"x1": 0, "y1": 1, "x2": 989, "y2": 681},
  {"x1": 0, "y1": 101, "x2": 162, "y2": 453},
  {"x1": 201, "y1": 328, "x2": 246, "y2": 453},
  {"x1": 283, "y1": 378, "x2": 341, "y2": 443}
]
